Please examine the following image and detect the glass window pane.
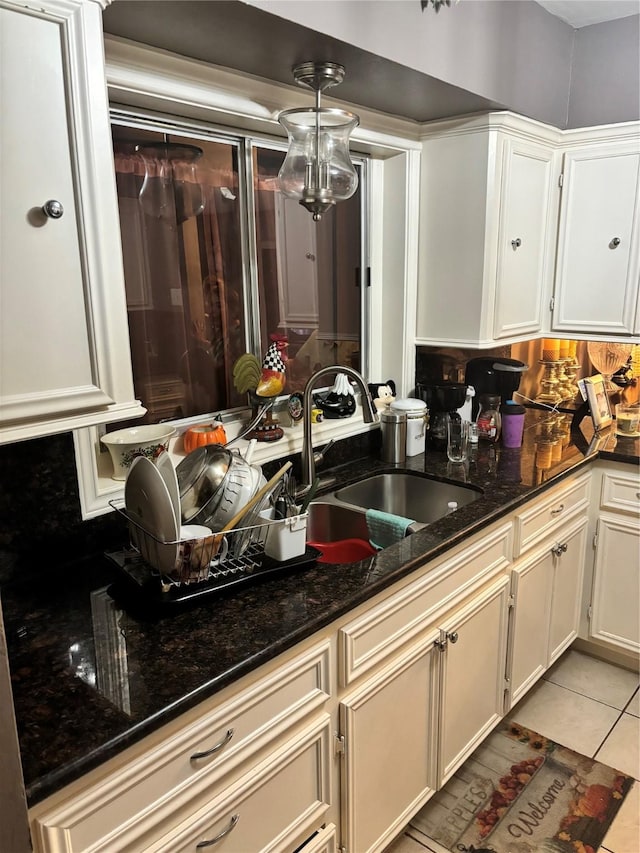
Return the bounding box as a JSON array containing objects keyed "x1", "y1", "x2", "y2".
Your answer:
[
  {"x1": 253, "y1": 146, "x2": 362, "y2": 391},
  {"x1": 111, "y1": 125, "x2": 247, "y2": 424}
]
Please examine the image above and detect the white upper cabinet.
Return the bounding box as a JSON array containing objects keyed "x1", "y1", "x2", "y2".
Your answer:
[
  {"x1": 416, "y1": 113, "x2": 558, "y2": 348},
  {"x1": 0, "y1": 0, "x2": 144, "y2": 444},
  {"x1": 551, "y1": 137, "x2": 640, "y2": 337}
]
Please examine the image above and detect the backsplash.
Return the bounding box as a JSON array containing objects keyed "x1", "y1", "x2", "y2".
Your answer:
[
  {"x1": 0, "y1": 433, "x2": 122, "y2": 580},
  {"x1": 0, "y1": 428, "x2": 381, "y2": 583}
]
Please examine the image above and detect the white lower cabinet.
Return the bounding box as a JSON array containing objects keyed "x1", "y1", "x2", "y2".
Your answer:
[
  {"x1": 587, "y1": 464, "x2": 640, "y2": 655},
  {"x1": 590, "y1": 513, "x2": 640, "y2": 654},
  {"x1": 339, "y1": 635, "x2": 439, "y2": 853},
  {"x1": 144, "y1": 716, "x2": 332, "y2": 853},
  {"x1": 437, "y1": 577, "x2": 511, "y2": 786},
  {"x1": 507, "y1": 516, "x2": 588, "y2": 709},
  {"x1": 337, "y1": 523, "x2": 512, "y2": 852}
]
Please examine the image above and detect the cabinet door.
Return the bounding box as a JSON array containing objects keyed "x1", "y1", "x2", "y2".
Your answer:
[
  {"x1": 493, "y1": 138, "x2": 556, "y2": 340},
  {"x1": 438, "y1": 577, "x2": 510, "y2": 787},
  {"x1": 507, "y1": 550, "x2": 554, "y2": 709},
  {"x1": 0, "y1": 0, "x2": 141, "y2": 442},
  {"x1": 548, "y1": 517, "x2": 588, "y2": 664},
  {"x1": 339, "y1": 636, "x2": 439, "y2": 853},
  {"x1": 591, "y1": 514, "x2": 640, "y2": 654},
  {"x1": 552, "y1": 142, "x2": 640, "y2": 336}
]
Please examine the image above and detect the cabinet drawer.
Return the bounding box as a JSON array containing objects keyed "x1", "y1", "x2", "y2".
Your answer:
[
  {"x1": 338, "y1": 523, "x2": 511, "y2": 686},
  {"x1": 600, "y1": 470, "x2": 640, "y2": 514},
  {"x1": 299, "y1": 824, "x2": 337, "y2": 853},
  {"x1": 513, "y1": 472, "x2": 590, "y2": 557},
  {"x1": 30, "y1": 641, "x2": 331, "y2": 853},
  {"x1": 144, "y1": 716, "x2": 331, "y2": 853}
]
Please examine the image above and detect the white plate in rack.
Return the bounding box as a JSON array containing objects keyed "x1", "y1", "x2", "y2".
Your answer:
[
  {"x1": 154, "y1": 449, "x2": 181, "y2": 529},
  {"x1": 124, "y1": 456, "x2": 179, "y2": 575}
]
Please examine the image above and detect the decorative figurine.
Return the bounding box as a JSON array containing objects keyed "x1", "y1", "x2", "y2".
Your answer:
[
  {"x1": 313, "y1": 372, "x2": 357, "y2": 418},
  {"x1": 232, "y1": 335, "x2": 288, "y2": 442},
  {"x1": 368, "y1": 380, "x2": 396, "y2": 411}
]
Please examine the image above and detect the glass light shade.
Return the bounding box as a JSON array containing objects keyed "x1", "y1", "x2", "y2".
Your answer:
[
  {"x1": 136, "y1": 142, "x2": 205, "y2": 224},
  {"x1": 278, "y1": 107, "x2": 359, "y2": 220}
]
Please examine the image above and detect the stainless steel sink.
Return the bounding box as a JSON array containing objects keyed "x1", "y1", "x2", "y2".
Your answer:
[
  {"x1": 306, "y1": 501, "x2": 369, "y2": 543},
  {"x1": 334, "y1": 472, "x2": 482, "y2": 525}
]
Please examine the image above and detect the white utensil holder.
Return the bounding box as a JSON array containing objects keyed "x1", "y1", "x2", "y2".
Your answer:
[{"x1": 259, "y1": 509, "x2": 308, "y2": 562}]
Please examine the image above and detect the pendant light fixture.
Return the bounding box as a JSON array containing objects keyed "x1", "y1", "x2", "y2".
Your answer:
[{"x1": 277, "y1": 61, "x2": 360, "y2": 221}]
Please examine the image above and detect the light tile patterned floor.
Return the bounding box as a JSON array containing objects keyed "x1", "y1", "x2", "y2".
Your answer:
[{"x1": 386, "y1": 650, "x2": 640, "y2": 853}]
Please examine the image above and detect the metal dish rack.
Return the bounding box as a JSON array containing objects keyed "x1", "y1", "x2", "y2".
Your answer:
[{"x1": 107, "y1": 501, "x2": 318, "y2": 606}]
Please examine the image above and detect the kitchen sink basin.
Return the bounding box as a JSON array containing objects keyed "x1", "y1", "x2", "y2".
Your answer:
[
  {"x1": 306, "y1": 501, "x2": 370, "y2": 543},
  {"x1": 334, "y1": 472, "x2": 482, "y2": 525},
  {"x1": 306, "y1": 502, "x2": 377, "y2": 563}
]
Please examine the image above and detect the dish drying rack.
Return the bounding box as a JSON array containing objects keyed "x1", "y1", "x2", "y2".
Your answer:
[{"x1": 106, "y1": 502, "x2": 318, "y2": 607}]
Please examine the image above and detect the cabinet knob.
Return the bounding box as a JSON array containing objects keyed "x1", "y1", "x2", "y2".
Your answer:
[
  {"x1": 42, "y1": 199, "x2": 64, "y2": 219},
  {"x1": 511, "y1": 238, "x2": 522, "y2": 249},
  {"x1": 551, "y1": 542, "x2": 568, "y2": 557},
  {"x1": 609, "y1": 237, "x2": 621, "y2": 249},
  {"x1": 446, "y1": 631, "x2": 459, "y2": 644},
  {"x1": 196, "y1": 814, "x2": 239, "y2": 848}
]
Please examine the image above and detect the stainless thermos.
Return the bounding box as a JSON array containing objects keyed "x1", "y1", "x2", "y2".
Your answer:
[{"x1": 380, "y1": 409, "x2": 407, "y2": 464}]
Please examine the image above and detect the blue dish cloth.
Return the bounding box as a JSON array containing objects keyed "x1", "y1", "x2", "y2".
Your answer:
[{"x1": 366, "y1": 508, "x2": 414, "y2": 550}]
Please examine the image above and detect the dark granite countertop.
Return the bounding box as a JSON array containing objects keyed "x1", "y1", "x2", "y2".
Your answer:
[{"x1": 3, "y1": 410, "x2": 638, "y2": 807}]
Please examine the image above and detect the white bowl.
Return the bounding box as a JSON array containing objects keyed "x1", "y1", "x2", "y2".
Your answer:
[{"x1": 101, "y1": 425, "x2": 176, "y2": 480}]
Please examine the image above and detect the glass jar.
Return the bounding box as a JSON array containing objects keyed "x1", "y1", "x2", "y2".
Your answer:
[{"x1": 476, "y1": 394, "x2": 502, "y2": 443}]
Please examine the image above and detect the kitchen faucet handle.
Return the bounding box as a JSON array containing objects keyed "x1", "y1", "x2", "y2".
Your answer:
[{"x1": 313, "y1": 438, "x2": 336, "y2": 466}]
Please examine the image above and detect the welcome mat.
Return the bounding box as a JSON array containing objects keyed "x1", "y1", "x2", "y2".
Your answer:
[{"x1": 410, "y1": 721, "x2": 634, "y2": 853}]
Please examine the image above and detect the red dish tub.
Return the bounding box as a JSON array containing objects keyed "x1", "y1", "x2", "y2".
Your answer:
[{"x1": 308, "y1": 538, "x2": 378, "y2": 564}]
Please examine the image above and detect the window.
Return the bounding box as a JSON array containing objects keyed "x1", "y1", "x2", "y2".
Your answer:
[{"x1": 109, "y1": 114, "x2": 365, "y2": 429}]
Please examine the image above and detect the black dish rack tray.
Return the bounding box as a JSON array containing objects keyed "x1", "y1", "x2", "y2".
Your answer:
[
  {"x1": 105, "y1": 544, "x2": 321, "y2": 609},
  {"x1": 106, "y1": 501, "x2": 318, "y2": 609}
]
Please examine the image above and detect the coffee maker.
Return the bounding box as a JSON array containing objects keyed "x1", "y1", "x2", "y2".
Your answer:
[
  {"x1": 416, "y1": 381, "x2": 468, "y2": 449},
  {"x1": 464, "y1": 357, "x2": 529, "y2": 419}
]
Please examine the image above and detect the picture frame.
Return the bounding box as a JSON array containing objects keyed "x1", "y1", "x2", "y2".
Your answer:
[{"x1": 584, "y1": 374, "x2": 613, "y2": 431}]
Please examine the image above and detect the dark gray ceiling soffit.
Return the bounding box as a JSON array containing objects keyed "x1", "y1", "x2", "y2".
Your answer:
[{"x1": 102, "y1": 0, "x2": 506, "y2": 122}]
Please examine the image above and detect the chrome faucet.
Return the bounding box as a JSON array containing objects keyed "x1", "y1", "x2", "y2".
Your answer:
[{"x1": 298, "y1": 366, "x2": 379, "y2": 495}]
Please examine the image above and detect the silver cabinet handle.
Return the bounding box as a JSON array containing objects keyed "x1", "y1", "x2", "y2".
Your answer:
[
  {"x1": 551, "y1": 542, "x2": 568, "y2": 557},
  {"x1": 511, "y1": 238, "x2": 522, "y2": 249},
  {"x1": 196, "y1": 814, "x2": 239, "y2": 848},
  {"x1": 446, "y1": 631, "x2": 459, "y2": 644},
  {"x1": 610, "y1": 237, "x2": 621, "y2": 249},
  {"x1": 550, "y1": 503, "x2": 565, "y2": 516},
  {"x1": 42, "y1": 199, "x2": 64, "y2": 219},
  {"x1": 190, "y1": 728, "x2": 234, "y2": 761}
]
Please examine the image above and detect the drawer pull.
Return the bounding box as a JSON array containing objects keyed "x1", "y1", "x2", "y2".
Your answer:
[
  {"x1": 446, "y1": 631, "x2": 459, "y2": 644},
  {"x1": 190, "y1": 728, "x2": 234, "y2": 762},
  {"x1": 550, "y1": 504, "x2": 565, "y2": 516},
  {"x1": 551, "y1": 542, "x2": 568, "y2": 557},
  {"x1": 196, "y1": 814, "x2": 239, "y2": 848}
]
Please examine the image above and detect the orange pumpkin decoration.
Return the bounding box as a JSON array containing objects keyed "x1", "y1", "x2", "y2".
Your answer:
[{"x1": 183, "y1": 423, "x2": 227, "y2": 454}]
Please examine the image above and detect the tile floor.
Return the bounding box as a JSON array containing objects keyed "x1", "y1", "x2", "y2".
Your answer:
[{"x1": 386, "y1": 649, "x2": 640, "y2": 853}]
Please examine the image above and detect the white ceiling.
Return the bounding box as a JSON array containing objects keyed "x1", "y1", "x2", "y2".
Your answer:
[{"x1": 536, "y1": 0, "x2": 640, "y2": 28}]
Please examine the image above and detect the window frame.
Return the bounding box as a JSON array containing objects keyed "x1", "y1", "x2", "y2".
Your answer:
[{"x1": 74, "y1": 36, "x2": 421, "y2": 519}]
